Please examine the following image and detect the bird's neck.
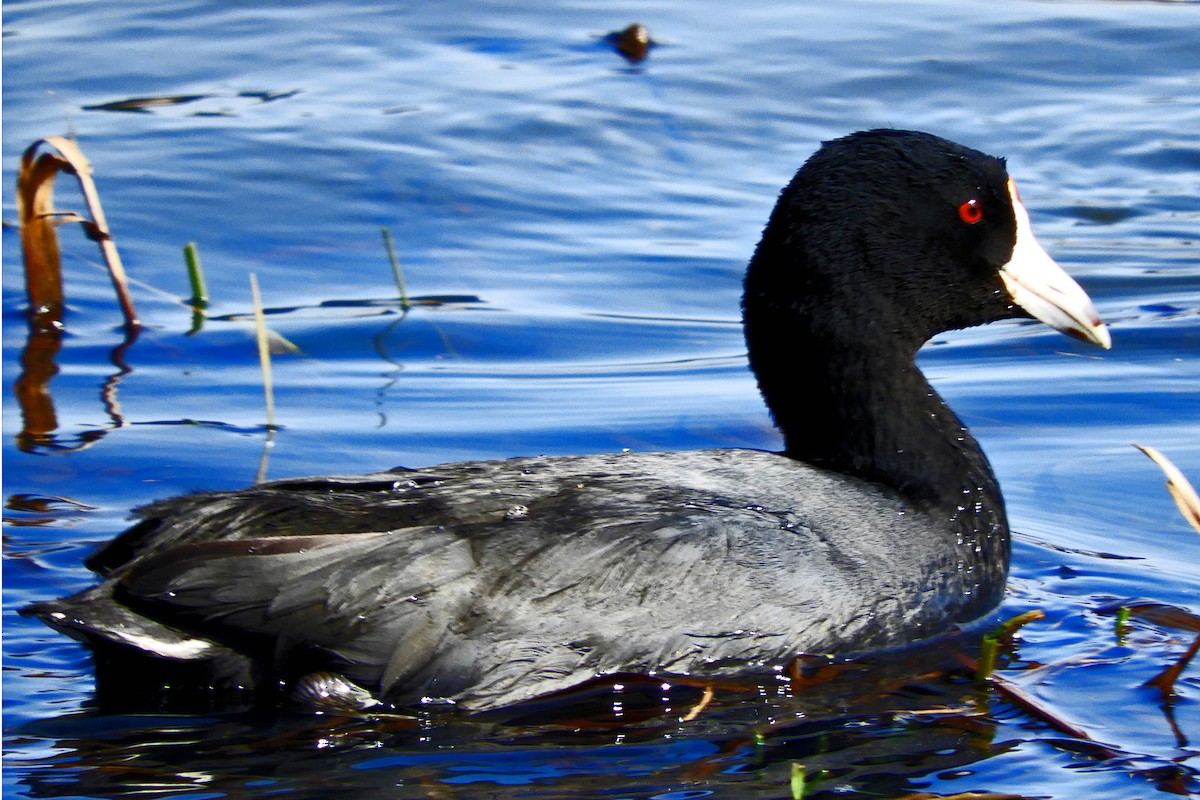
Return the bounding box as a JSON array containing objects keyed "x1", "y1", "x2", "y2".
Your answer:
[{"x1": 743, "y1": 300, "x2": 1009, "y2": 611}]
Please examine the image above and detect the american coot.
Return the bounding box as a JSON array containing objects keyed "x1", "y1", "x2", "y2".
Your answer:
[{"x1": 25, "y1": 129, "x2": 1110, "y2": 713}]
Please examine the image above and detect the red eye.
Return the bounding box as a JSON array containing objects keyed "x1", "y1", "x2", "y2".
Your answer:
[{"x1": 958, "y1": 199, "x2": 983, "y2": 224}]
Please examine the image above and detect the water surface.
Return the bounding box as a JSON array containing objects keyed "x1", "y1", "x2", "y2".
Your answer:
[{"x1": 4, "y1": 1, "x2": 1199, "y2": 797}]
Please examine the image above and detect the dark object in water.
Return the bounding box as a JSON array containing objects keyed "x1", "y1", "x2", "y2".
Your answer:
[
  {"x1": 605, "y1": 23, "x2": 654, "y2": 63},
  {"x1": 83, "y1": 94, "x2": 210, "y2": 112},
  {"x1": 24, "y1": 129, "x2": 1110, "y2": 713}
]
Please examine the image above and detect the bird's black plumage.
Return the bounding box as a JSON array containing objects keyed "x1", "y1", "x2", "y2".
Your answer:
[{"x1": 24, "y1": 129, "x2": 1109, "y2": 713}]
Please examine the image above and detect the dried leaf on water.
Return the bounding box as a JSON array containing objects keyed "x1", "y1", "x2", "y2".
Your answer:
[
  {"x1": 17, "y1": 136, "x2": 137, "y2": 329},
  {"x1": 1134, "y1": 444, "x2": 1200, "y2": 534}
]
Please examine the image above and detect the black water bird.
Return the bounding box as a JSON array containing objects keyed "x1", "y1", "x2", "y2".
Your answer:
[{"x1": 25, "y1": 129, "x2": 1111, "y2": 713}]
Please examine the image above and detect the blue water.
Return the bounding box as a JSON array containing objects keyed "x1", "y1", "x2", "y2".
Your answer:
[{"x1": 4, "y1": 0, "x2": 1199, "y2": 797}]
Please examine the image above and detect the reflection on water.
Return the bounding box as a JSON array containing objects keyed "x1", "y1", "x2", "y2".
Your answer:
[
  {"x1": 0, "y1": 651, "x2": 1050, "y2": 798},
  {"x1": 10, "y1": 285, "x2": 491, "y2": 454},
  {"x1": 13, "y1": 323, "x2": 136, "y2": 455},
  {"x1": 11, "y1": 645, "x2": 1198, "y2": 797},
  {"x1": 4, "y1": 0, "x2": 1199, "y2": 797}
]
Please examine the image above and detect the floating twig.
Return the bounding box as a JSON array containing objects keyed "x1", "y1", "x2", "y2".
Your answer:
[
  {"x1": 1145, "y1": 632, "x2": 1200, "y2": 700},
  {"x1": 989, "y1": 673, "x2": 1106, "y2": 748},
  {"x1": 961, "y1": 650, "x2": 1116, "y2": 755}
]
